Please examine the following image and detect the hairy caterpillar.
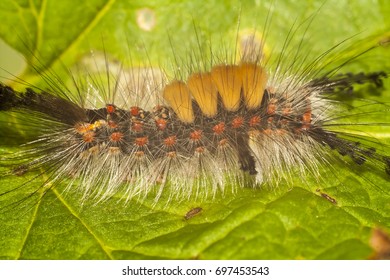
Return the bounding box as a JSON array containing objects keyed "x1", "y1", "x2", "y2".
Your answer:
[
  {"x1": 0, "y1": 0, "x2": 389, "y2": 261},
  {"x1": 0, "y1": 2, "x2": 389, "y2": 206}
]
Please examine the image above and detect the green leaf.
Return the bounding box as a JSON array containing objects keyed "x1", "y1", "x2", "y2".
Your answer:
[{"x1": 1, "y1": 0, "x2": 390, "y2": 260}]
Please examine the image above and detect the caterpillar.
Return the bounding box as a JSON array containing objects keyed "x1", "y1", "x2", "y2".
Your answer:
[
  {"x1": 0, "y1": 5, "x2": 389, "y2": 207},
  {"x1": 2, "y1": 51, "x2": 387, "y2": 202},
  {"x1": 0, "y1": 0, "x2": 390, "y2": 261}
]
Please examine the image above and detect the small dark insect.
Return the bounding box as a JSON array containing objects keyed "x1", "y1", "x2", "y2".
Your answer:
[
  {"x1": 316, "y1": 189, "x2": 337, "y2": 205},
  {"x1": 184, "y1": 207, "x2": 203, "y2": 220}
]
